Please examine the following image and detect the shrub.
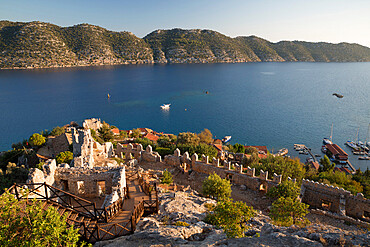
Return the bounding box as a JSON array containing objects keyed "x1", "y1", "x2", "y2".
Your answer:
[
  {"x1": 0, "y1": 191, "x2": 80, "y2": 246},
  {"x1": 202, "y1": 172, "x2": 231, "y2": 200},
  {"x1": 51, "y1": 126, "x2": 65, "y2": 136},
  {"x1": 161, "y1": 169, "x2": 173, "y2": 184},
  {"x1": 269, "y1": 197, "x2": 310, "y2": 227},
  {"x1": 205, "y1": 198, "x2": 255, "y2": 238},
  {"x1": 267, "y1": 180, "x2": 300, "y2": 199},
  {"x1": 56, "y1": 151, "x2": 73, "y2": 164},
  {"x1": 175, "y1": 221, "x2": 189, "y2": 227},
  {"x1": 29, "y1": 133, "x2": 46, "y2": 147},
  {"x1": 198, "y1": 129, "x2": 213, "y2": 144}
]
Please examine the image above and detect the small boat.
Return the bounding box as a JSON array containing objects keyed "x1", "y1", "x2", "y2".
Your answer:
[
  {"x1": 160, "y1": 104, "x2": 171, "y2": 110},
  {"x1": 107, "y1": 93, "x2": 111, "y2": 99},
  {"x1": 277, "y1": 148, "x2": 288, "y2": 156},
  {"x1": 332, "y1": 93, "x2": 343, "y2": 98},
  {"x1": 359, "y1": 156, "x2": 370, "y2": 160},
  {"x1": 222, "y1": 136, "x2": 232, "y2": 143},
  {"x1": 323, "y1": 138, "x2": 333, "y2": 145},
  {"x1": 315, "y1": 154, "x2": 321, "y2": 157}
]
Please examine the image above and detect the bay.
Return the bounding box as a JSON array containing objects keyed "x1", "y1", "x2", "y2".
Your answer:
[{"x1": 0, "y1": 62, "x2": 369, "y2": 170}]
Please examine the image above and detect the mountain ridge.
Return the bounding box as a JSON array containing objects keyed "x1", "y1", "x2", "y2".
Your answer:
[{"x1": 1, "y1": 21, "x2": 370, "y2": 69}]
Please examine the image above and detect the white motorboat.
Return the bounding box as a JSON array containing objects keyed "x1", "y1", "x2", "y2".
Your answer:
[{"x1": 160, "y1": 104, "x2": 171, "y2": 110}]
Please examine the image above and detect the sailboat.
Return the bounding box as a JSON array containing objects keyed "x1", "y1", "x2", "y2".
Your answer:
[
  {"x1": 366, "y1": 124, "x2": 370, "y2": 148},
  {"x1": 323, "y1": 123, "x2": 333, "y2": 145}
]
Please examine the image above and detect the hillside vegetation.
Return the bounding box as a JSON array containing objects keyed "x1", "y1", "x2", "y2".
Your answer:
[{"x1": 1, "y1": 21, "x2": 370, "y2": 69}]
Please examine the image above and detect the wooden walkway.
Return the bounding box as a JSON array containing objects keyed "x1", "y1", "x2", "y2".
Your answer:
[{"x1": 6, "y1": 171, "x2": 159, "y2": 243}]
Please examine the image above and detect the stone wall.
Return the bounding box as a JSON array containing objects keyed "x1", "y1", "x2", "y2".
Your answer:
[
  {"x1": 72, "y1": 127, "x2": 114, "y2": 167},
  {"x1": 26, "y1": 159, "x2": 126, "y2": 207},
  {"x1": 301, "y1": 179, "x2": 370, "y2": 221},
  {"x1": 82, "y1": 118, "x2": 102, "y2": 131},
  {"x1": 162, "y1": 149, "x2": 282, "y2": 192},
  {"x1": 116, "y1": 143, "x2": 161, "y2": 163}
]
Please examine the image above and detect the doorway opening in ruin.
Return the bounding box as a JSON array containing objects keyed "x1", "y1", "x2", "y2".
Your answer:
[
  {"x1": 364, "y1": 211, "x2": 370, "y2": 219},
  {"x1": 321, "y1": 200, "x2": 332, "y2": 210},
  {"x1": 61, "y1": 180, "x2": 69, "y2": 192},
  {"x1": 226, "y1": 174, "x2": 233, "y2": 182},
  {"x1": 259, "y1": 182, "x2": 268, "y2": 193},
  {"x1": 77, "y1": 181, "x2": 85, "y2": 194},
  {"x1": 97, "y1": 181, "x2": 106, "y2": 196}
]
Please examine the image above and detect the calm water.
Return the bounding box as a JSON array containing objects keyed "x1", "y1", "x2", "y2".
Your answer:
[{"x1": 0, "y1": 62, "x2": 369, "y2": 170}]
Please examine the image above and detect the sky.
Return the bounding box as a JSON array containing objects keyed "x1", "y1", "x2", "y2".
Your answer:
[{"x1": 1, "y1": 0, "x2": 370, "y2": 47}]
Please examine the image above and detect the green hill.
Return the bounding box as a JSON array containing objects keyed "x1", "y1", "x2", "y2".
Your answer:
[{"x1": 1, "y1": 21, "x2": 370, "y2": 69}]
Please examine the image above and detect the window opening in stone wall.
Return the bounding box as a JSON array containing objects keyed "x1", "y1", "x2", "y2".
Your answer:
[
  {"x1": 321, "y1": 200, "x2": 332, "y2": 210},
  {"x1": 77, "y1": 181, "x2": 85, "y2": 194},
  {"x1": 61, "y1": 180, "x2": 69, "y2": 192},
  {"x1": 97, "y1": 180, "x2": 106, "y2": 196},
  {"x1": 364, "y1": 211, "x2": 370, "y2": 219},
  {"x1": 226, "y1": 174, "x2": 233, "y2": 181}
]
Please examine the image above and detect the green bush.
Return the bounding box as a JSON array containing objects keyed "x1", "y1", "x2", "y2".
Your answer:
[
  {"x1": 51, "y1": 126, "x2": 65, "y2": 136},
  {"x1": 56, "y1": 151, "x2": 73, "y2": 165},
  {"x1": 202, "y1": 172, "x2": 231, "y2": 200},
  {"x1": 205, "y1": 198, "x2": 255, "y2": 238},
  {"x1": 174, "y1": 221, "x2": 189, "y2": 227},
  {"x1": 267, "y1": 180, "x2": 300, "y2": 199},
  {"x1": 161, "y1": 169, "x2": 173, "y2": 184},
  {"x1": 269, "y1": 197, "x2": 310, "y2": 227},
  {"x1": 0, "y1": 190, "x2": 80, "y2": 246},
  {"x1": 29, "y1": 133, "x2": 46, "y2": 147}
]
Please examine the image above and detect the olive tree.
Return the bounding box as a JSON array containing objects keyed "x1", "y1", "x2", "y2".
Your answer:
[
  {"x1": 202, "y1": 172, "x2": 231, "y2": 200},
  {"x1": 0, "y1": 191, "x2": 80, "y2": 246}
]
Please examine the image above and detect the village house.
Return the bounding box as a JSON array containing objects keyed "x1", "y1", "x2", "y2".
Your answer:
[{"x1": 111, "y1": 128, "x2": 120, "y2": 136}]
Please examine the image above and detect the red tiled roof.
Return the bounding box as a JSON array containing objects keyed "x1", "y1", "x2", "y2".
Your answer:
[
  {"x1": 111, "y1": 128, "x2": 120, "y2": 134},
  {"x1": 144, "y1": 133, "x2": 159, "y2": 142},
  {"x1": 308, "y1": 161, "x2": 320, "y2": 170},
  {"x1": 325, "y1": 144, "x2": 348, "y2": 160},
  {"x1": 258, "y1": 153, "x2": 267, "y2": 159},
  {"x1": 334, "y1": 167, "x2": 352, "y2": 174},
  {"x1": 213, "y1": 144, "x2": 223, "y2": 152}
]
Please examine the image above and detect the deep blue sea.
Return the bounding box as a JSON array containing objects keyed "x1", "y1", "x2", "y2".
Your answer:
[{"x1": 0, "y1": 62, "x2": 369, "y2": 170}]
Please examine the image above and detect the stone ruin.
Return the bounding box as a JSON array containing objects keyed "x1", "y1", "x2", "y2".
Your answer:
[
  {"x1": 26, "y1": 159, "x2": 126, "y2": 208},
  {"x1": 301, "y1": 179, "x2": 370, "y2": 222},
  {"x1": 116, "y1": 143, "x2": 161, "y2": 163},
  {"x1": 82, "y1": 118, "x2": 103, "y2": 131},
  {"x1": 72, "y1": 128, "x2": 114, "y2": 168},
  {"x1": 163, "y1": 149, "x2": 282, "y2": 193}
]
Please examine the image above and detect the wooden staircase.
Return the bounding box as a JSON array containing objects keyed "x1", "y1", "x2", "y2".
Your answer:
[{"x1": 6, "y1": 172, "x2": 159, "y2": 243}]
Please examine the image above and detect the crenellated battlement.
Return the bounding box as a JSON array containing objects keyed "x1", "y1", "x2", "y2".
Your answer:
[{"x1": 163, "y1": 149, "x2": 283, "y2": 192}]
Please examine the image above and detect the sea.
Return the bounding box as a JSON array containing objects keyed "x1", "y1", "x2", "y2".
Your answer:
[{"x1": 0, "y1": 62, "x2": 369, "y2": 170}]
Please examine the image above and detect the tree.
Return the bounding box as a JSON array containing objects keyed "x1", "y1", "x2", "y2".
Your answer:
[
  {"x1": 161, "y1": 169, "x2": 173, "y2": 184},
  {"x1": 29, "y1": 133, "x2": 46, "y2": 147},
  {"x1": 269, "y1": 197, "x2": 309, "y2": 226},
  {"x1": 245, "y1": 146, "x2": 258, "y2": 155},
  {"x1": 198, "y1": 129, "x2": 213, "y2": 144},
  {"x1": 177, "y1": 132, "x2": 200, "y2": 146},
  {"x1": 119, "y1": 130, "x2": 128, "y2": 139},
  {"x1": 205, "y1": 198, "x2": 255, "y2": 238},
  {"x1": 202, "y1": 172, "x2": 231, "y2": 200},
  {"x1": 319, "y1": 155, "x2": 335, "y2": 172},
  {"x1": 135, "y1": 138, "x2": 154, "y2": 149},
  {"x1": 51, "y1": 126, "x2": 65, "y2": 136},
  {"x1": 98, "y1": 123, "x2": 114, "y2": 142},
  {"x1": 130, "y1": 128, "x2": 141, "y2": 138},
  {"x1": 56, "y1": 151, "x2": 73, "y2": 164},
  {"x1": 229, "y1": 143, "x2": 245, "y2": 154},
  {"x1": 242, "y1": 152, "x2": 259, "y2": 166},
  {"x1": 157, "y1": 136, "x2": 172, "y2": 148},
  {"x1": 267, "y1": 180, "x2": 300, "y2": 199},
  {"x1": 0, "y1": 191, "x2": 80, "y2": 246}
]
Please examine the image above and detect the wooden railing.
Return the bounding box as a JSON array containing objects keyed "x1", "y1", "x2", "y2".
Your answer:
[{"x1": 8, "y1": 182, "x2": 99, "y2": 220}]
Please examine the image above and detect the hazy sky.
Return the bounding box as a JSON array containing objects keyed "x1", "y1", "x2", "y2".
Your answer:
[{"x1": 1, "y1": 0, "x2": 370, "y2": 47}]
